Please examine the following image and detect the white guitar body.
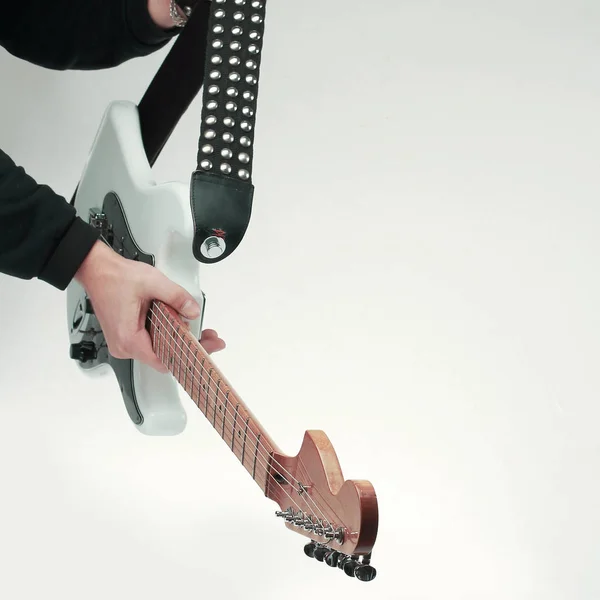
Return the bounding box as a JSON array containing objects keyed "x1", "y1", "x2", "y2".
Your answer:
[{"x1": 66, "y1": 100, "x2": 205, "y2": 436}]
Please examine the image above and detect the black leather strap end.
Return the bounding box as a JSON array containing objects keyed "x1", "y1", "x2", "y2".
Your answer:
[{"x1": 190, "y1": 170, "x2": 253, "y2": 263}]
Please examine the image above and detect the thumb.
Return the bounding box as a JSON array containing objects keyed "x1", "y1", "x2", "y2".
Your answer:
[{"x1": 147, "y1": 271, "x2": 201, "y2": 320}]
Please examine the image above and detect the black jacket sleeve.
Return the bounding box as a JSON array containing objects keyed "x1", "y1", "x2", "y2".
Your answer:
[
  {"x1": 0, "y1": 150, "x2": 101, "y2": 289},
  {"x1": 0, "y1": 0, "x2": 179, "y2": 70},
  {"x1": 0, "y1": 0, "x2": 179, "y2": 289}
]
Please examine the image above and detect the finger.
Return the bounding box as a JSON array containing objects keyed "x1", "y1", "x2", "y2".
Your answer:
[
  {"x1": 146, "y1": 271, "x2": 201, "y2": 320},
  {"x1": 200, "y1": 337, "x2": 226, "y2": 354},
  {"x1": 200, "y1": 328, "x2": 219, "y2": 338}
]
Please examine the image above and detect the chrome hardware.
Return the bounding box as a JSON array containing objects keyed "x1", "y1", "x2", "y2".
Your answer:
[
  {"x1": 88, "y1": 208, "x2": 106, "y2": 229},
  {"x1": 200, "y1": 235, "x2": 226, "y2": 259},
  {"x1": 297, "y1": 482, "x2": 312, "y2": 496},
  {"x1": 88, "y1": 207, "x2": 113, "y2": 244},
  {"x1": 313, "y1": 520, "x2": 325, "y2": 537},
  {"x1": 333, "y1": 527, "x2": 345, "y2": 544},
  {"x1": 198, "y1": 0, "x2": 267, "y2": 181}
]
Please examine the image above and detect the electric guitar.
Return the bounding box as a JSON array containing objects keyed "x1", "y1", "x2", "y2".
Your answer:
[{"x1": 65, "y1": 0, "x2": 378, "y2": 581}]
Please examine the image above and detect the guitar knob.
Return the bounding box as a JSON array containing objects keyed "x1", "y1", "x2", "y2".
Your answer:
[
  {"x1": 70, "y1": 341, "x2": 97, "y2": 363},
  {"x1": 313, "y1": 546, "x2": 329, "y2": 562},
  {"x1": 324, "y1": 550, "x2": 340, "y2": 567},
  {"x1": 355, "y1": 564, "x2": 377, "y2": 582},
  {"x1": 343, "y1": 559, "x2": 359, "y2": 577},
  {"x1": 303, "y1": 542, "x2": 316, "y2": 558}
]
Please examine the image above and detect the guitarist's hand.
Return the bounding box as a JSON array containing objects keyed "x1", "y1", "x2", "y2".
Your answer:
[{"x1": 75, "y1": 241, "x2": 225, "y2": 373}]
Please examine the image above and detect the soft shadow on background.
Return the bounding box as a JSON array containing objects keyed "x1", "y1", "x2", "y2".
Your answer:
[{"x1": 1, "y1": 1, "x2": 600, "y2": 599}]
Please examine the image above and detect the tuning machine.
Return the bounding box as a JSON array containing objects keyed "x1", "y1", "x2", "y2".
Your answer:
[
  {"x1": 275, "y1": 509, "x2": 345, "y2": 544},
  {"x1": 302, "y1": 543, "x2": 377, "y2": 582}
]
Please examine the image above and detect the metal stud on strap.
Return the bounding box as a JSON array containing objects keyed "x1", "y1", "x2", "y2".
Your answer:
[{"x1": 197, "y1": 0, "x2": 267, "y2": 182}]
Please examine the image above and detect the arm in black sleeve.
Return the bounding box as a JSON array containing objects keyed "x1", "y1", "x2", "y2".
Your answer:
[
  {"x1": 0, "y1": 149, "x2": 100, "y2": 290},
  {"x1": 0, "y1": 0, "x2": 181, "y2": 288},
  {"x1": 0, "y1": 0, "x2": 179, "y2": 70}
]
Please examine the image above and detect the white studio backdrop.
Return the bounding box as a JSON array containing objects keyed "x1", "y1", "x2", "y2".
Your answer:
[{"x1": 1, "y1": 1, "x2": 600, "y2": 599}]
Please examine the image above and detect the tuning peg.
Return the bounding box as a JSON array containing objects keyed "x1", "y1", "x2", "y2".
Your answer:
[
  {"x1": 355, "y1": 564, "x2": 377, "y2": 582},
  {"x1": 324, "y1": 550, "x2": 340, "y2": 567},
  {"x1": 343, "y1": 558, "x2": 359, "y2": 577},
  {"x1": 275, "y1": 508, "x2": 294, "y2": 520},
  {"x1": 303, "y1": 542, "x2": 317, "y2": 558},
  {"x1": 313, "y1": 546, "x2": 329, "y2": 562},
  {"x1": 302, "y1": 519, "x2": 315, "y2": 531}
]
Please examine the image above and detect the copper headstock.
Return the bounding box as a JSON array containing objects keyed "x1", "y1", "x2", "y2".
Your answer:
[{"x1": 266, "y1": 430, "x2": 379, "y2": 581}]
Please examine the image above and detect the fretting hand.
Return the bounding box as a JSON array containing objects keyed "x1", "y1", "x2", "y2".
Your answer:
[{"x1": 75, "y1": 241, "x2": 225, "y2": 374}]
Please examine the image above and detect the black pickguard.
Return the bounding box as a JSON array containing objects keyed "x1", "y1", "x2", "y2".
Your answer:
[{"x1": 70, "y1": 192, "x2": 153, "y2": 425}]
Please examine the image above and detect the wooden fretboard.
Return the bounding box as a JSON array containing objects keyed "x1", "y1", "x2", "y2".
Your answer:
[{"x1": 146, "y1": 300, "x2": 277, "y2": 494}]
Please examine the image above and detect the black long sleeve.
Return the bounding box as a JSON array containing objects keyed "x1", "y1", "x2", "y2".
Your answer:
[{"x1": 0, "y1": 0, "x2": 179, "y2": 289}]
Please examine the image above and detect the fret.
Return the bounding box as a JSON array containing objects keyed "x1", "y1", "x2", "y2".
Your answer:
[
  {"x1": 200, "y1": 357, "x2": 207, "y2": 414},
  {"x1": 191, "y1": 348, "x2": 199, "y2": 407},
  {"x1": 180, "y1": 327, "x2": 186, "y2": 382},
  {"x1": 209, "y1": 370, "x2": 217, "y2": 426},
  {"x1": 221, "y1": 390, "x2": 229, "y2": 439},
  {"x1": 176, "y1": 324, "x2": 183, "y2": 377},
  {"x1": 241, "y1": 417, "x2": 250, "y2": 468},
  {"x1": 187, "y1": 346, "x2": 195, "y2": 398},
  {"x1": 183, "y1": 334, "x2": 191, "y2": 393},
  {"x1": 164, "y1": 313, "x2": 169, "y2": 364},
  {"x1": 171, "y1": 327, "x2": 177, "y2": 370},
  {"x1": 152, "y1": 311, "x2": 162, "y2": 360},
  {"x1": 157, "y1": 313, "x2": 164, "y2": 363},
  {"x1": 179, "y1": 330, "x2": 186, "y2": 382},
  {"x1": 146, "y1": 301, "x2": 276, "y2": 495},
  {"x1": 166, "y1": 320, "x2": 174, "y2": 370},
  {"x1": 182, "y1": 342, "x2": 187, "y2": 391},
  {"x1": 253, "y1": 433, "x2": 261, "y2": 480},
  {"x1": 172, "y1": 325, "x2": 178, "y2": 369},
  {"x1": 159, "y1": 311, "x2": 165, "y2": 365},
  {"x1": 231, "y1": 404, "x2": 239, "y2": 451},
  {"x1": 213, "y1": 379, "x2": 225, "y2": 432},
  {"x1": 175, "y1": 323, "x2": 183, "y2": 382},
  {"x1": 151, "y1": 303, "x2": 157, "y2": 353}
]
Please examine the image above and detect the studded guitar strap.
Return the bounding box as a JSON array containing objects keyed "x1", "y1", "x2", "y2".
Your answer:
[{"x1": 136, "y1": 0, "x2": 267, "y2": 265}]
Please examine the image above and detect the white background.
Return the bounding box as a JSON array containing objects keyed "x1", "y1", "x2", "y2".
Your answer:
[{"x1": 1, "y1": 1, "x2": 600, "y2": 598}]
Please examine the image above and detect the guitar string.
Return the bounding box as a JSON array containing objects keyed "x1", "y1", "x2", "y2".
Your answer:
[
  {"x1": 148, "y1": 310, "x2": 339, "y2": 534},
  {"x1": 296, "y1": 456, "x2": 351, "y2": 530},
  {"x1": 148, "y1": 303, "x2": 341, "y2": 531},
  {"x1": 149, "y1": 301, "x2": 317, "y2": 498},
  {"x1": 148, "y1": 305, "x2": 337, "y2": 531},
  {"x1": 149, "y1": 302, "x2": 331, "y2": 521}
]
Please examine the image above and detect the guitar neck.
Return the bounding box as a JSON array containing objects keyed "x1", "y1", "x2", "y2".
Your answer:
[{"x1": 146, "y1": 300, "x2": 277, "y2": 494}]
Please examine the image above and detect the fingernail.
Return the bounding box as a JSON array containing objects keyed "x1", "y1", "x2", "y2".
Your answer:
[{"x1": 181, "y1": 300, "x2": 200, "y2": 319}]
